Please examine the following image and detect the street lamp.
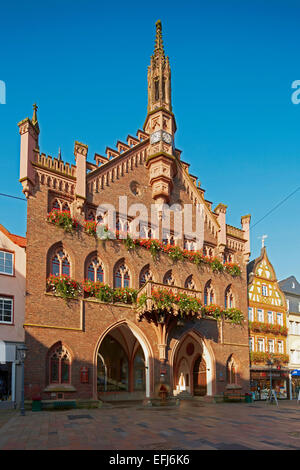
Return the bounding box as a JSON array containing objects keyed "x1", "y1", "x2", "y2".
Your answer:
[
  {"x1": 17, "y1": 344, "x2": 28, "y2": 416},
  {"x1": 267, "y1": 358, "x2": 274, "y2": 399}
]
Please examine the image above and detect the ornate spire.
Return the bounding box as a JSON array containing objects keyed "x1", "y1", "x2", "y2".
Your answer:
[
  {"x1": 32, "y1": 103, "x2": 38, "y2": 126},
  {"x1": 147, "y1": 20, "x2": 172, "y2": 114},
  {"x1": 154, "y1": 20, "x2": 165, "y2": 58}
]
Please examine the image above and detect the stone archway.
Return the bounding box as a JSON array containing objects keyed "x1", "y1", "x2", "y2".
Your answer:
[
  {"x1": 170, "y1": 330, "x2": 214, "y2": 397},
  {"x1": 94, "y1": 321, "x2": 153, "y2": 399}
]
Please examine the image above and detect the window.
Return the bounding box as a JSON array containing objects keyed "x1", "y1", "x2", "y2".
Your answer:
[
  {"x1": 277, "y1": 341, "x2": 283, "y2": 354},
  {"x1": 277, "y1": 313, "x2": 283, "y2": 326},
  {"x1": 114, "y1": 262, "x2": 130, "y2": 288},
  {"x1": 0, "y1": 251, "x2": 13, "y2": 276},
  {"x1": 224, "y1": 286, "x2": 234, "y2": 309},
  {"x1": 185, "y1": 275, "x2": 195, "y2": 290},
  {"x1": 257, "y1": 309, "x2": 264, "y2": 323},
  {"x1": 258, "y1": 338, "x2": 265, "y2": 352},
  {"x1": 268, "y1": 340, "x2": 274, "y2": 353},
  {"x1": 51, "y1": 249, "x2": 70, "y2": 277},
  {"x1": 286, "y1": 299, "x2": 289, "y2": 312},
  {"x1": 163, "y1": 270, "x2": 175, "y2": 286},
  {"x1": 204, "y1": 281, "x2": 214, "y2": 306},
  {"x1": 0, "y1": 296, "x2": 13, "y2": 324},
  {"x1": 262, "y1": 285, "x2": 268, "y2": 296},
  {"x1": 139, "y1": 266, "x2": 153, "y2": 287},
  {"x1": 49, "y1": 344, "x2": 71, "y2": 384},
  {"x1": 248, "y1": 307, "x2": 254, "y2": 322},
  {"x1": 267, "y1": 311, "x2": 274, "y2": 324},
  {"x1": 87, "y1": 258, "x2": 104, "y2": 283},
  {"x1": 249, "y1": 337, "x2": 254, "y2": 352}
]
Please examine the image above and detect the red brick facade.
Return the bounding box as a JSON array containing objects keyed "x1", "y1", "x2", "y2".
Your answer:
[{"x1": 20, "y1": 21, "x2": 251, "y2": 402}]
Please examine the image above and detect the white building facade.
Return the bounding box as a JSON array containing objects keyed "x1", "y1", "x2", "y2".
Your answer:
[{"x1": 0, "y1": 224, "x2": 26, "y2": 408}]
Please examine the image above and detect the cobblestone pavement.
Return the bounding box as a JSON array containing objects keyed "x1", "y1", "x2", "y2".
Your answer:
[{"x1": 1, "y1": 400, "x2": 300, "y2": 450}]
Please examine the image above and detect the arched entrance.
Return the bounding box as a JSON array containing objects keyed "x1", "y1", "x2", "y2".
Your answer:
[
  {"x1": 193, "y1": 355, "x2": 207, "y2": 396},
  {"x1": 171, "y1": 330, "x2": 214, "y2": 397},
  {"x1": 95, "y1": 322, "x2": 151, "y2": 399}
]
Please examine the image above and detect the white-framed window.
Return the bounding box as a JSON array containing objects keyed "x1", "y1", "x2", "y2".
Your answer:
[
  {"x1": 298, "y1": 302, "x2": 300, "y2": 313},
  {"x1": 0, "y1": 296, "x2": 13, "y2": 324},
  {"x1": 258, "y1": 338, "x2": 265, "y2": 352},
  {"x1": 267, "y1": 311, "x2": 274, "y2": 324},
  {"x1": 286, "y1": 299, "x2": 289, "y2": 312},
  {"x1": 268, "y1": 339, "x2": 275, "y2": 353},
  {"x1": 249, "y1": 337, "x2": 254, "y2": 352},
  {"x1": 262, "y1": 284, "x2": 268, "y2": 296},
  {"x1": 248, "y1": 307, "x2": 254, "y2": 322},
  {"x1": 0, "y1": 251, "x2": 13, "y2": 276},
  {"x1": 297, "y1": 323, "x2": 300, "y2": 335},
  {"x1": 257, "y1": 309, "x2": 264, "y2": 323},
  {"x1": 290, "y1": 321, "x2": 295, "y2": 334},
  {"x1": 277, "y1": 340, "x2": 283, "y2": 354},
  {"x1": 277, "y1": 313, "x2": 283, "y2": 326}
]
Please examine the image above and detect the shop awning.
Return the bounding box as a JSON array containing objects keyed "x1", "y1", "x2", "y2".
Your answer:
[{"x1": 291, "y1": 369, "x2": 300, "y2": 376}]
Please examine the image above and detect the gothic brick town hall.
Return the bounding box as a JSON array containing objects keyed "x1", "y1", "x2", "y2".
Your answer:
[{"x1": 18, "y1": 21, "x2": 251, "y2": 404}]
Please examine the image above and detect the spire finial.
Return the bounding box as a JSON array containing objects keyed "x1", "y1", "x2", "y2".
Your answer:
[
  {"x1": 154, "y1": 19, "x2": 165, "y2": 57},
  {"x1": 32, "y1": 103, "x2": 38, "y2": 125},
  {"x1": 58, "y1": 147, "x2": 62, "y2": 160},
  {"x1": 258, "y1": 234, "x2": 268, "y2": 248}
]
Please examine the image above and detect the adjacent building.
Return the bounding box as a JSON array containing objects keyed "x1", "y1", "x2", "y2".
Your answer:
[
  {"x1": 19, "y1": 21, "x2": 252, "y2": 404},
  {"x1": 248, "y1": 246, "x2": 289, "y2": 399},
  {"x1": 279, "y1": 276, "x2": 300, "y2": 398},
  {"x1": 0, "y1": 224, "x2": 26, "y2": 407}
]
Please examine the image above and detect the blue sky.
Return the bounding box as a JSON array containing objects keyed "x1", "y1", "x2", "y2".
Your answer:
[{"x1": 0, "y1": 0, "x2": 299, "y2": 281}]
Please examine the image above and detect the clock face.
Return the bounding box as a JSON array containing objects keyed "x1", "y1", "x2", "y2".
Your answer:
[
  {"x1": 162, "y1": 131, "x2": 172, "y2": 144},
  {"x1": 150, "y1": 131, "x2": 161, "y2": 144}
]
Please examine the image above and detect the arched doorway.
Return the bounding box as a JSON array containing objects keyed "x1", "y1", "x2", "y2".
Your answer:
[
  {"x1": 171, "y1": 330, "x2": 214, "y2": 397},
  {"x1": 193, "y1": 355, "x2": 207, "y2": 396},
  {"x1": 95, "y1": 322, "x2": 151, "y2": 399},
  {"x1": 97, "y1": 335, "x2": 129, "y2": 392}
]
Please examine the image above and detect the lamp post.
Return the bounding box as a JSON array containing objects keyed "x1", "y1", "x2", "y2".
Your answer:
[
  {"x1": 17, "y1": 344, "x2": 28, "y2": 416},
  {"x1": 267, "y1": 358, "x2": 274, "y2": 399}
]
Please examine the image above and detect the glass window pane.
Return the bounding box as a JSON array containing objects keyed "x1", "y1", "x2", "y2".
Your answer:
[
  {"x1": 50, "y1": 358, "x2": 59, "y2": 382},
  {"x1": 61, "y1": 360, "x2": 70, "y2": 383},
  {"x1": 0, "y1": 251, "x2": 13, "y2": 275},
  {"x1": 51, "y1": 256, "x2": 60, "y2": 276}
]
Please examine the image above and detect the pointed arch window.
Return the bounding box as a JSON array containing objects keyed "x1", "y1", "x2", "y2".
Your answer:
[
  {"x1": 140, "y1": 265, "x2": 153, "y2": 287},
  {"x1": 87, "y1": 258, "x2": 104, "y2": 283},
  {"x1": 185, "y1": 275, "x2": 195, "y2": 290},
  {"x1": 225, "y1": 285, "x2": 234, "y2": 309},
  {"x1": 62, "y1": 202, "x2": 70, "y2": 213},
  {"x1": 51, "y1": 249, "x2": 70, "y2": 277},
  {"x1": 163, "y1": 270, "x2": 175, "y2": 286},
  {"x1": 49, "y1": 344, "x2": 71, "y2": 385},
  {"x1": 114, "y1": 262, "x2": 130, "y2": 288},
  {"x1": 52, "y1": 199, "x2": 60, "y2": 210},
  {"x1": 204, "y1": 280, "x2": 214, "y2": 306}
]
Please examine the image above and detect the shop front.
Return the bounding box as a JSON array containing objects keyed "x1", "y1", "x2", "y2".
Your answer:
[{"x1": 250, "y1": 368, "x2": 290, "y2": 400}]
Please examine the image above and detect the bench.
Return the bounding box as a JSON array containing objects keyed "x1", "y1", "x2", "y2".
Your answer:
[
  {"x1": 53, "y1": 400, "x2": 77, "y2": 410},
  {"x1": 223, "y1": 392, "x2": 245, "y2": 402}
]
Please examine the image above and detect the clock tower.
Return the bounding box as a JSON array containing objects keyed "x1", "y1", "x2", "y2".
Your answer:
[{"x1": 144, "y1": 20, "x2": 177, "y2": 205}]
